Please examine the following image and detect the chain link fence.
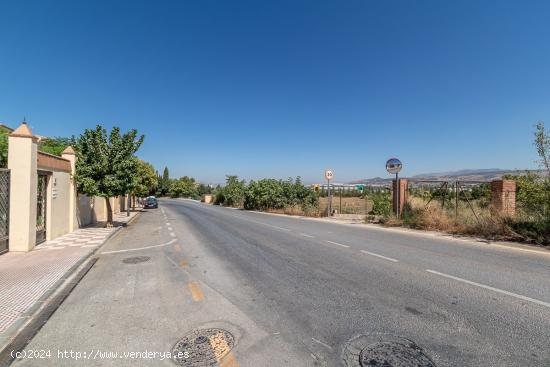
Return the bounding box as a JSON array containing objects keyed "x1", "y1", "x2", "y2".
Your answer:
[{"x1": 0, "y1": 169, "x2": 10, "y2": 254}]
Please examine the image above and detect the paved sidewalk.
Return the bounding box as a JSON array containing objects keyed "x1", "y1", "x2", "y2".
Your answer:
[{"x1": 0, "y1": 211, "x2": 140, "y2": 344}]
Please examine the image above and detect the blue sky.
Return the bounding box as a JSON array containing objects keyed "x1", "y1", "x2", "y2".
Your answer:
[{"x1": 1, "y1": 0, "x2": 548, "y2": 183}]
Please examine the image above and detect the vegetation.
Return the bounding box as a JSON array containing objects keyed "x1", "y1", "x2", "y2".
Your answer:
[
  {"x1": 157, "y1": 167, "x2": 171, "y2": 197},
  {"x1": 379, "y1": 123, "x2": 550, "y2": 246},
  {"x1": 370, "y1": 190, "x2": 392, "y2": 216},
  {"x1": 214, "y1": 175, "x2": 247, "y2": 207},
  {"x1": 169, "y1": 176, "x2": 199, "y2": 198},
  {"x1": 504, "y1": 122, "x2": 550, "y2": 244},
  {"x1": 0, "y1": 130, "x2": 8, "y2": 167},
  {"x1": 132, "y1": 159, "x2": 158, "y2": 197},
  {"x1": 38, "y1": 137, "x2": 74, "y2": 156},
  {"x1": 214, "y1": 176, "x2": 319, "y2": 215},
  {"x1": 0, "y1": 131, "x2": 73, "y2": 167},
  {"x1": 74, "y1": 125, "x2": 144, "y2": 226}
]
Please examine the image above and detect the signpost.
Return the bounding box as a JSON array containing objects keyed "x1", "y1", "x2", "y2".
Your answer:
[
  {"x1": 386, "y1": 158, "x2": 403, "y2": 218},
  {"x1": 325, "y1": 169, "x2": 334, "y2": 216}
]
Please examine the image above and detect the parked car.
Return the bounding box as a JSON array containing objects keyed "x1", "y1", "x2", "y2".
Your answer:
[{"x1": 144, "y1": 197, "x2": 158, "y2": 209}]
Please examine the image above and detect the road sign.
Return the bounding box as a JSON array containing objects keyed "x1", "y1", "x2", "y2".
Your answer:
[
  {"x1": 324, "y1": 169, "x2": 334, "y2": 217},
  {"x1": 386, "y1": 158, "x2": 403, "y2": 218},
  {"x1": 385, "y1": 158, "x2": 402, "y2": 174},
  {"x1": 355, "y1": 184, "x2": 365, "y2": 191}
]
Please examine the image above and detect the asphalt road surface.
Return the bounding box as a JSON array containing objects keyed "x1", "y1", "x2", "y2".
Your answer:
[{"x1": 13, "y1": 199, "x2": 550, "y2": 366}]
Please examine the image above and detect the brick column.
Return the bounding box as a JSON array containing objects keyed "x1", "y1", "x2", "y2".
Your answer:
[
  {"x1": 392, "y1": 178, "x2": 408, "y2": 217},
  {"x1": 61, "y1": 146, "x2": 77, "y2": 231},
  {"x1": 8, "y1": 122, "x2": 38, "y2": 252},
  {"x1": 491, "y1": 179, "x2": 516, "y2": 216}
]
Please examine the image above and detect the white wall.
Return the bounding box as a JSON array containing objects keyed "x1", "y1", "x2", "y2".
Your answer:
[{"x1": 46, "y1": 171, "x2": 71, "y2": 240}]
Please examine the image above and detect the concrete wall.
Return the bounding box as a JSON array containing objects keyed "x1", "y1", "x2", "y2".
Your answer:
[
  {"x1": 46, "y1": 171, "x2": 72, "y2": 240},
  {"x1": 77, "y1": 195, "x2": 94, "y2": 227},
  {"x1": 8, "y1": 133, "x2": 38, "y2": 251}
]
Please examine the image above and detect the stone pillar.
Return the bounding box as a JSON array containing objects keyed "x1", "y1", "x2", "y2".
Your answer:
[
  {"x1": 8, "y1": 122, "x2": 38, "y2": 252},
  {"x1": 491, "y1": 179, "x2": 516, "y2": 216},
  {"x1": 392, "y1": 178, "x2": 408, "y2": 217},
  {"x1": 61, "y1": 146, "x2": 77, "y2": 231}
]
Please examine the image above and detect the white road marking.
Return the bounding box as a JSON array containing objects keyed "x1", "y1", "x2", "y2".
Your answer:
[
  {"x1": 102, "y1": 239, "x2": 177, "y2": 254},
  {"x1": 168, "y1": 227, "x2": 173, "y2": 231},
  {"x1": 166, "y1": 222, "x2": 171, "y2": 226},
  {"x1": 325, "y1": 240, "x2": 350, "y2": 248},
  {"x1": 426, "y1": 269, "x2": 550, "y2": 308},
  {"x1": 300, "y1": 233, "x2": 315, "y2": 238},
  {"x1": 360, "y1": 250, "x2": 399, "y2": 262},
  {"x1": 170, "y1": 232, "x2": 176, "y2": 237}
]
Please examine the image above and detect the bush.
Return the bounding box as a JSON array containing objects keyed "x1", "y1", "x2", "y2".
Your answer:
[
  {"x1": 370, "y1": 191, "x2": 391, "y2": 216},
  {"x1": 510, "y1": 219, "x2": 550, "y2": 245},
  {"x1": 245, "y1": 179, "x2": 286, "y2": 210},
  {"x1": 169, "y1": 176, "x2": 198, "y2": 198},
  {"x1": 215, "y1": 175, "x2": 319, "y2": 214},
  {"x1": 215, "y1": 175, "x2": 246, "y2": 207}
]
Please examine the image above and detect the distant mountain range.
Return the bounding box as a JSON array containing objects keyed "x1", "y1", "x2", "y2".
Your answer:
[{"x1": 349, "y1": 169, "x2": 544, "y2": 185}]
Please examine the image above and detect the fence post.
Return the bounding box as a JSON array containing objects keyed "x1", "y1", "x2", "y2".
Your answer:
[
  {"x1": 392, "y1": 179, "x2": 408, "y2": 217},
  {"x1": 8, "y1": 122, "x2": 38, "y2": 252},
  {"x1": 62, "y1": 146, "x2": 77, "y2": 231},
  {"x1": 491, "y1": 179, "x2": 516, "y2": 216}
]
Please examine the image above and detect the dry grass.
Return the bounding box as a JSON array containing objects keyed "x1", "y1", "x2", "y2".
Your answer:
[
  {"x1": 319, "y1": 196, "x2": 372, "y2": 215},
  {"x1": 384, "y1": 196, "x2": 518, "y2": 241},
  {"x1": 264, "y1": 203, "x2": 326, "y2": 217}
]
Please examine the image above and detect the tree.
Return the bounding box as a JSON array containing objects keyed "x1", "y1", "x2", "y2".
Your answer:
[
  {"x1": 535, "y1": 122, "x2": 550, "y2": 175},
  {"x1": 132, "y1": 159, "x2": 158, "y2": 197},
  {"x1": 39, "y1": 137, "x2": 74, "y2": 156},
  {"x1": 74, "y1": 125, "x2": 144, "y2": 226},
  {"x1": 158, "y1": 166, "x2": 171, "y2": 196},
  {"x1": 217, "y1": 175, "x2": 246, "y2": 207},
  {"x1": 169, "y1": 176, "x2": 198, "y2": 198},
  {"x1": 0, "y1": 130, "x2": 8, "y2": 167}
]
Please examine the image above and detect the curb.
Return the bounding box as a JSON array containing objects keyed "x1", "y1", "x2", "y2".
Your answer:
[{"x1": 0, "y1": 210, "x2": 142, "y2": 366}]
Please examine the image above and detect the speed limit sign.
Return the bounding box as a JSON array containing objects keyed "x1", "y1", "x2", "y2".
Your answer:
[{"x1": 325, "y1": 169, "x2": 334, "y2": 180}]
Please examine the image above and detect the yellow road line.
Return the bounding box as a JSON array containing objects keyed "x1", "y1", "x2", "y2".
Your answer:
[
  {"x1": 209, "y1": 332, "x2": 239, "y2": 367},
  {"x1": 180, "y1": 259, "x2": 188, "y2": 267},
  {"x1": 187, "y1": 282, "x2": 204, "y2": 302}
]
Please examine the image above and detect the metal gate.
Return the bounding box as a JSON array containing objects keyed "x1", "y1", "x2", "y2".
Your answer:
[
  {"x1": 36, "y1": 172, "x2": 48, "y2": 244},
  {"x1": 0, "y1": 169, "x2": 9, "y2": 254}
]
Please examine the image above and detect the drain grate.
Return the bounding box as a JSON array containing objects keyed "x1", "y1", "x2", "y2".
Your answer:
[
  {"x1": 360, "y1": 340, "x2": 436, "y2": 367},
  {"x1": 122, "y1": 256, "x2": 150, "y2": 264},
  {"x1": 172, "y1": 328, "x2": 235, "y2": 366}
]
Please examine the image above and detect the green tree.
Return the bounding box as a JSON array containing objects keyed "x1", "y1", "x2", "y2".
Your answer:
[
  {"x1": 169, "y1": 176, "x2": 199, "y2": 198},
  {"x1": 74, "y1": 125, "x2": 144, "y2": 226},
  {"x1": 535, "y1": 121, "x2": 550, "y2": 175},
  {"x1": 158, "y1": 166, "x2": 171, "y2": 196},
  {"x1": 244, "y1": 179, "x2": 286, "y2": 210},
  {"x1": 0, "y1": 130, "x2": 8, "y2": 167},
  {"x1": 215, "y1": 175, "x2": 246, "y2": 207},
  {"x1": 38, "y1": 137, "x2": 74, "y2": 156},
  {"x1": 132, "y1": 159, "x2": 158, "y2": 197}
]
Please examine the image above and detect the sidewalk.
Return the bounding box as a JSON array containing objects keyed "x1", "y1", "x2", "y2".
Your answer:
[{"x1": 0, "y1": 210, "x2": 141, "y2": 348}]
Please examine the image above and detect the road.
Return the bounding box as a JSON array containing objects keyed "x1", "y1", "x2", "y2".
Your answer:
[{"x1": 13, "y1": 199, "x2": 550, "y2": 366}]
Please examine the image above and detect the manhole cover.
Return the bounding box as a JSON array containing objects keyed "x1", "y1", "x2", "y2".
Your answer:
[
  {"x1": 172, "y1": 328, "x2": 235, "y2": 366},
  {"x1": 360, "y1": 341, "x2": 436, "y2": 367},
  {"x1": 122, "y1": 256, "x2": 150, "y2": 264}
]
